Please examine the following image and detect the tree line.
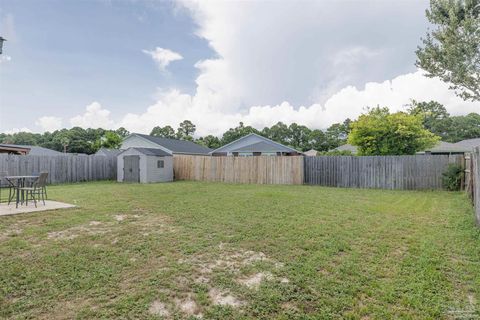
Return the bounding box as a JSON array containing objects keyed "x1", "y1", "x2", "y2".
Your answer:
[{"x1": 0, "y1": 100, "x2": 479, "y2": 155}]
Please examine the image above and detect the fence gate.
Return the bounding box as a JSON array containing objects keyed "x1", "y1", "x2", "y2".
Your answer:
[{"x1": 123, "y1": 155, "x2": 140, "y2": 182}]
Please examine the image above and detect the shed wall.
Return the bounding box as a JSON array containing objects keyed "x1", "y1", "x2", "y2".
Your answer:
[
  {"x1": 117, "y1": 149, "x2": 148, "y2": 183},
  {"x1": 145, "y1": 156, "x2": 173, "y2": 183}
]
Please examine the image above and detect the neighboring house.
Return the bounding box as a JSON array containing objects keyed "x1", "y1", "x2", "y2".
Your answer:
[
  {"x1": 0, "y1": 144, "x2": 63, "y2": 156},
  {"x1": 419, "y1": 141, "x2": 470, "y2": 155},
  {"x1": 95, "y1": 148, "x2": 122, "y2": 157},
  {"x1": 333, "y1": 144, "x2": 358, "y2": 155},
  {"x1": 334, "y1": 139, "x2": 480, "y2": 155},
  {"x1": 304, "y1": 149, "x2": 318, "y2": 156},
  {"x1": 117, "y1": 147, "x2": 173, "y2": 183},
  {"x1": 210, "y1": 133, "x2": 301, "y2": 156},
  {"x1": 120, "y1": 133, "x2": 212, "y2": 155}
]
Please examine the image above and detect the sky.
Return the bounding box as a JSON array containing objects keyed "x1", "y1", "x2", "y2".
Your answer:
[{"x1": 0, "y1": 0, "x2": 478, "y2": 137}]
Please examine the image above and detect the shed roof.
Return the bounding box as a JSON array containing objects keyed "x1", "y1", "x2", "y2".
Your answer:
[
  {"x1": 129, "y1": 147, "x2": 172, "y2": 156},
  {"x1": 129, "y1": 133, "x2": 212, "y2": 155}
]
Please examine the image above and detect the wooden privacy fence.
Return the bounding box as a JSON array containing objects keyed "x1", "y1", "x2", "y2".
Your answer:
[
  {"x1": 304, "y1": 154, "x2": 464, "y2": 190},
  {"x1": 174, "y1": 155, "x2": 304, "y2": 185},
  {"x1": 468, "y1": 147, "x2": 480, "y2": 225},
  {"x1": 0, "y1": 154, "x2": 117, "y2": 184}
]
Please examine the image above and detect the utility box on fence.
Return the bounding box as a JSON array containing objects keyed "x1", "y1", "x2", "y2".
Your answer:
[{"x1": 117, "y1": 147, "x2": 173, "y2": 183}]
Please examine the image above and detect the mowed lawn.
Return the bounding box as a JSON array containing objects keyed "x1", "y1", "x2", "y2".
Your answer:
[{"x1": 1, "y1": 182, "x2": 479, "y2": 319}]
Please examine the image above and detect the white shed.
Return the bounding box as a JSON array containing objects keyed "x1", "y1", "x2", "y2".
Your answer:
[{"x1": 117, "y1": 147, "x2": 173, "y2": 183}]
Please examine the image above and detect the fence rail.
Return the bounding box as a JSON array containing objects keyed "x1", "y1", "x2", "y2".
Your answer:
[
  {"x1": 304, "y1": 154, "x2": 464, "y2": 190},
  {"x1": 0, "y1": 154, "x2": 117, "y2": 184},
  {"x1": 174, "y1": 155, "x2": 304, "y2": 185}
]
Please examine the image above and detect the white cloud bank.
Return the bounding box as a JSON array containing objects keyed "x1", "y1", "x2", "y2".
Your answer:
[
  {"x1": 70, "y1": 102, "x2": 115, "y2": 129},
  {"x1": 35, "y1": 116, "x2": 62, "y2": 132},
  {"x1": 142, "y1": 47, "x2": 183, "y2": 71},
  {"x1": 30, "y1": 1, "x2": 479, "y2": 135}
]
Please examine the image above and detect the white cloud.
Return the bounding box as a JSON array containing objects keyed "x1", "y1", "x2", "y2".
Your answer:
[
  {"x1": 0, "y1": 55, "x2": 11, "y2": 64},
  {"x1": 35, "y1": 116, "x2": 62, "y2": 132},
  {"x1": 113, "y1": 69, "x2": 479, "y2": 137},
  {"x1": 5, "y1": 127, "x2": 31, "y2": 135},
  {"x1": 142, "y1": 47, "x2": 183, "y2": 71},
  {"x1": 70, "y1": 102, "x2": 114, "y2": 129}
]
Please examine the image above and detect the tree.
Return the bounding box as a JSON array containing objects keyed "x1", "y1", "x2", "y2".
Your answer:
[
  {"x1": 150, "y1": 125, "x2": 176, "y2": 138},
  {"x1": 308, "y1": 129, "x2": 329, "y2": 151},
  {"x1": 348, "y1": 107, "x2": 439, "y2": 155},
  {"x1": 97, "y1": 131, "x2": 122, "y2": 149},
  {"x1": 416, "y1": 0, "x2": 480, "y2": 101},
  {"x1": 288, "y1": 123, "x2": 311, "y2": 151},
  {"x1": 116, "y1": 127, "x2": 130, "y2": 138},
  {"x1": 221, "y1": 122, "x2": 260, "y2": 145},
  {"x1": 196, "y1": 135, "x2": 222, "y2": 149},
  {"x1": 407, "y1": 100, "x2": 450, "y2": 130},
  {"x1": 176, "y1": 120, "x2": 196, "y2": 141},
  {"x1": 325, "y1": 119, "x2": 351, "y2": 150},
  {"x1": 262, "y1": 122, "x2": 290, "y2": 145}
]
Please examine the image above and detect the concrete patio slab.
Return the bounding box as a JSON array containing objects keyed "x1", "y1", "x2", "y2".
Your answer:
[{"x1": 0, "y1": 200, "x2": 75, "y2": 217}]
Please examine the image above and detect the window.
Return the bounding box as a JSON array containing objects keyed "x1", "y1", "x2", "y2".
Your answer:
[{"x1": 157, "y1": 159, "x2": 164, "y2": 168}]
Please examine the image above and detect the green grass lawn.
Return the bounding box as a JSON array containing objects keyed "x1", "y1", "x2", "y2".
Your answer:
[{"x1": 1, "y1": 181, "x2": 479, "y2": 319}]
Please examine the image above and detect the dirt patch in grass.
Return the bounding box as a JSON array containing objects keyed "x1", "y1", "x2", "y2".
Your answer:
[
  {"x1": 175, "y1": 295, "x2": 202, "y2": 317},
  {"x1": 208, "y1": 288, "x2": 244, "y2": 307},
  {"x1": 237, "y1": 272, "x2": 273, "y2": 289},
  {"x1": 149, "y1": 300, "x2": 170, "y2": 317}
]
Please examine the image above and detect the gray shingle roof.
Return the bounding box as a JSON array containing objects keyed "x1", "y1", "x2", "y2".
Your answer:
[
  {"x1": 131, "y1": 147, "x2": 172, "y2": 156},
  {"x1": 334, "y1": 144, "x2": 358, "y2": 153},
  {"x1": 0, "y1": 144, "x2": 63, "y2": 156},
  {"x1": 211, "y1": 133, "x2": 299, "y2": 154},
  {"x1": 454, "y1": 138, "x2": 480, "y2": 150},
  {"x1": 232, "y1": 141, "x2": 287, "y2": 153},
  {"x1": 134, "y1": 134, "x2": 212, "y2": 155},
  {"x1": 95, "y1": 148, "x2": 122, "y2": 157}
]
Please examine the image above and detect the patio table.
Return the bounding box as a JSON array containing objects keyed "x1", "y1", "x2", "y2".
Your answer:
[{"x1": 5, "y1": 175, "x2": 39, "y2": 208}]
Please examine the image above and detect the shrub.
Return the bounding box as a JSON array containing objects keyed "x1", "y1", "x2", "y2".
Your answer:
[{"x1": 442, "y1": 164, "x2": 464, "y2": 191}]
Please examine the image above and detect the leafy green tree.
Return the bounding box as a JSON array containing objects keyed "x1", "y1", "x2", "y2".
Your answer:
[
  {"x1": 150, "y1": 125, "x2": 176, "y2": 138},
  {"x1": 288, "y1": 123, "x2": 311, "y2": 151},
  {"x1": 325, "y1": 119, "x2": 351, "y2": 150},
  {"x1": 196, "y1": 135, "x2": 221, "y2": 149},
  {"x1": 176, "y1": 120, "x2": 196, "y2": 141},
  {"x1": 408, "y1": 100, "x2": 450, "y2": 130},
  {"x1": 308, "y1": 129, "x2": 329, "y2": 151},
  {"x1": 221, "y1": 122, "x2": 260, "y2": 145},
  {"x1": 116, "y1": 127, "x2": 130, "y2": 138},
  {"x1": 416, "y1": 0, "x2": 480, "y2": 101},
  {"x1": 348, "y1": 107, "x2": 439, "y2": 155},
  {"x1": 99, "y1": 131, "x2": 122, "y2": 149},
  {"x1": 261, "y1": 122, "x2": 290, "y2": 145}
]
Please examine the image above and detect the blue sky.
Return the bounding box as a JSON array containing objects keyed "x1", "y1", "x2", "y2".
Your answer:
[
  {"x1": 0, "y1": 0, "x2": 211, "y2": 130},
  {"x1": 0, "y1": 0, "x2": 478, "y2": 136}
]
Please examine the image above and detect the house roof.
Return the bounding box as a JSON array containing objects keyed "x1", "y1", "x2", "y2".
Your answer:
[
  {"x1": 0, "y1": 144, "x2": 63, "y2": 156},
  {"x1": 303, "y1": 149, "x2": 318, "y2": 156},
  {"x1": 454, "y1": 138, "x2": 480, "y2": 150},
  {"x1": 128, "y1": 147, "x2": 172, "y2": 156},
  {"x1": 131, "y1": 133, "x2": 212, "y2": 155},
  {"x1": 96, "y1": 148, "x2": 122, "y2": 157},
  {"x1": 211, "y1": 133, "x2": 299, "y2": 154},
  {"x1": 422, "y1": 141, "x2": 470, "y2": 153},
  {"x1": 334, "y1": 144, "x2": 358, "y2": 153}
]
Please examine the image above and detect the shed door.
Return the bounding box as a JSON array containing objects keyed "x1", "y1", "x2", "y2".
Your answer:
[{"x1": 124, "y1": 155, "x2": 140, "y2": 182}]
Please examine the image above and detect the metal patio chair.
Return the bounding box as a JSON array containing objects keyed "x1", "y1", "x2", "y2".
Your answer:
[
  {"x1": 18, "y1": 172, "x2": 49, "y2": 207},
  {"x1": 0, "y1": 171, "x2": 15, "y2": 204}
]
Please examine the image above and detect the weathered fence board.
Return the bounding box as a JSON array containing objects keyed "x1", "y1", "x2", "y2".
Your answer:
[
  {"x1": 0, "y1": 154, "x2": 117, "y2": 184},
  {"x1": 304, "y1": 154, "x2": 464, "y2": 190},
  {"x1": 470, "y1": 148, "x2": 480, "y2": 225},
  {"x1": 173, "y1": 155, "x2": 304, "y2": 185}
]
